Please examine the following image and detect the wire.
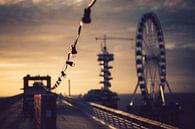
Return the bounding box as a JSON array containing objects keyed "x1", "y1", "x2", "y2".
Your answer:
[
  {"x1": 88, "y1": 0, "x2": 97, "y2": 8},
  {"x1": 44, "y1": 0, "x2": 97, "y2": 91}
]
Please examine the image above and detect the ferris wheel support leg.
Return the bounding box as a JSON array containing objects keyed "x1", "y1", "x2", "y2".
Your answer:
[
  {"x1": 160, "y1": 85, "x2": 166, "y2": 106},
  {"x1": 166, "y1": 80, "x2": 172, "y2": 94},
  {"x1": 129, "y1": 83, "x2": 139, "y2": 106}
]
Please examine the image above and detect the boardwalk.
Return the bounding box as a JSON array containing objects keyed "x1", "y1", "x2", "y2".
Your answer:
[
  {"x1": 0, "y1": 100, "x2": 34, "y2": 129},
  {"x1": 57, "y1": 101, "x2": 109, "y2": 129},
  {"x1": 0, "y1": 98, "x2": 109, "y2": 129}
]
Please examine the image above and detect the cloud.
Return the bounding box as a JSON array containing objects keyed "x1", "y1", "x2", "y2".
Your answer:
[
  {"x1": 0, "y1": 0, "x2": 25, "y2": 5},
  {"x1": 119, "y1": 0, "x2": 183, "y2": 11},
  {"x1": 0, "y1": 63, "x2": 25, "y2": 68},
  {"x1": 0, "y1": 0, "x2": 85, "y2": 7},
  {"x1": 164, "y1": 0, "x2": 183, "y2": 7},
  {"x1": 156, "y1": 6, "x2": 195, "y2": 51},
  {"x1": 0, "y1": 0, "x2": 195, "y2": 95}
]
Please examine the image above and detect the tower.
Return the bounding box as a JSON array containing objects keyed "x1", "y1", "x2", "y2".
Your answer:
[
  {"x1": 83, "y1": 35, "x2": 118, "y2": 109},
  {"x1": 97, "y1": 44, "x2": 114, "y2": 91}
]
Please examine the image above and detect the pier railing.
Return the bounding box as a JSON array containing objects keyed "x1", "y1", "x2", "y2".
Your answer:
[{"x1": 63, "y1": 96, "x2": 178, "y2": 129}]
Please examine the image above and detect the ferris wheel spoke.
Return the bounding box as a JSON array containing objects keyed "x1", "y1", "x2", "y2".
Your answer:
[
  {"x1": 143, "y1": 29, "x2": 152, "y2": 54},
  {"x1": 143, "y1": 37, "x2": 156, "y2": 57},
  {"x1": 144, "y1": 60, "x2": 149, "y2": 92},
  {"x1": 148, "y1": 62, "x2": 154, "y2": 95}
]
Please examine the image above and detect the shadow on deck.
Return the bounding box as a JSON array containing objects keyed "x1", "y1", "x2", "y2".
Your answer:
[{"x1": 0, "y1": 96, "x2": 109, "y2": 129}]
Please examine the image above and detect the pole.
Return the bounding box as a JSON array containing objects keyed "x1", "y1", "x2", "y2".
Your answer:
[{"x1": 68, "y1": 79, "x2": 71, "y2": 96}]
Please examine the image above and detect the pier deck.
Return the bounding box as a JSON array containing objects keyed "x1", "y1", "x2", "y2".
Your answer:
[{"x1": 0, "y1": 98, "x2": 109, "y2": 129}]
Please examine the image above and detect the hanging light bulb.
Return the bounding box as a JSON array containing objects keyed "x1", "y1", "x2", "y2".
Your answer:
[
  {"x1": 71, "y1": 45, "x2": 77, "y2": 58},
  {"x1": 66, "y1": 61, "x2": 75, "y2": 67},
  {"x1": 82, "y1": 8, "x2": 91, "y2": 24},
  {"x1": 71, "y1": 45, "x2": 77, "y2": 54},
  {"x1": 52, "y1": 84, "x2": 57, "y2": 89},
  {"x1": 58, "y1": 77, "x2": 62, "y2": 82},
  {"x1": 61, "y1": 71, "x2": 66, "y2": 77},
  {"x1": 56, "y1": 81, "x2": 60, "y2": 85},
  {"x1": 54, "y1": 84, "x2": 58, "y2": 88}
]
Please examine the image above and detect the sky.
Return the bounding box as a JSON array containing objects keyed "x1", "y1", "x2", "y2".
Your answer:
[{"x1": 0, "y1": 0, "x2": 195, "y2": 96}]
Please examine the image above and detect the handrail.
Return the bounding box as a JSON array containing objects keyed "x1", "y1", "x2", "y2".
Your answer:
[
  {"x1": 89, "y1": 102, "x2": 178, "y2": 129},
  {"x1": 62, "y1": 96, "x2": 179, "y2": 129}
]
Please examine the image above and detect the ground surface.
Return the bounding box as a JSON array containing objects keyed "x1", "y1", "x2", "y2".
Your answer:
[
  {"x1": 0, "y1": 99, "x2": 34, "y2": 129},
  {"x1": 0, "y1": 97, "x2": 109, "y2": 129},
  {"x1": 57, "y1": 101, "x2": 109, "y2": 129}
]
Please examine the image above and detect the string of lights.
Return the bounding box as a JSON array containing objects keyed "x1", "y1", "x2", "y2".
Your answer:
[{"x1": 44, "y1": 0, "x2": 97, "y2": 91}]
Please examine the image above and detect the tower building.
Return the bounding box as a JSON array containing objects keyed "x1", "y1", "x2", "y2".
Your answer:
[{"x1": 98, "y1": 45, "x2": 114, "y2": 90}]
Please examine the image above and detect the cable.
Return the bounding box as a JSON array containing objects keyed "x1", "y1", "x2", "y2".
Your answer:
[{"x1": 44, "y1": 0, "x2": 97, "y2": 91}]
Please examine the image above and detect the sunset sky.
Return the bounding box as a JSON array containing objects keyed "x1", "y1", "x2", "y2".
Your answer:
[{"x1": 0, "y1": 0, "x2": 195, "y2": 96}]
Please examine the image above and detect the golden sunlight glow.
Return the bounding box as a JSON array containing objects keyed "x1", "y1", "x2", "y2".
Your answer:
[{"x1": 0, "y1": 0, "x2": 194, "y2": 97}]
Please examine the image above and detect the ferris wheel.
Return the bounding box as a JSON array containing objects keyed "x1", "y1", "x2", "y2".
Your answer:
[{"x1": 130, "y1": 12, "x2": 172, "y2": 106}]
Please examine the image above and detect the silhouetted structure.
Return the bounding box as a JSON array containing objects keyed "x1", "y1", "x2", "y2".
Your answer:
[
  {"x1": 23, "y1": 74, "x2": 51, "y2": 113},
  {"x1": 34, "y1": 94, "x2": 56, "y2": 129},
  {"x1": 84, "y1": 39, "x2": 118, "y2": 108},
  {"x1": 127, "y1": 12, "x2": 181, "y2": 127}
]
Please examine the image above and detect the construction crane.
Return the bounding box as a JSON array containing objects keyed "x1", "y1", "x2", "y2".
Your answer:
[{"x1": 95, "y1": 35, "x2": 134, "y2": 48}]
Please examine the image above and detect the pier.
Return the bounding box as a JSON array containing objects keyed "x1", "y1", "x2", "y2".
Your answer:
[
  {"x1": 0, "y1": 95, "x2": 108, "y2": 129},
  {"x1": 0, "y1": 94, "x2": 178, "y2": 129}
]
